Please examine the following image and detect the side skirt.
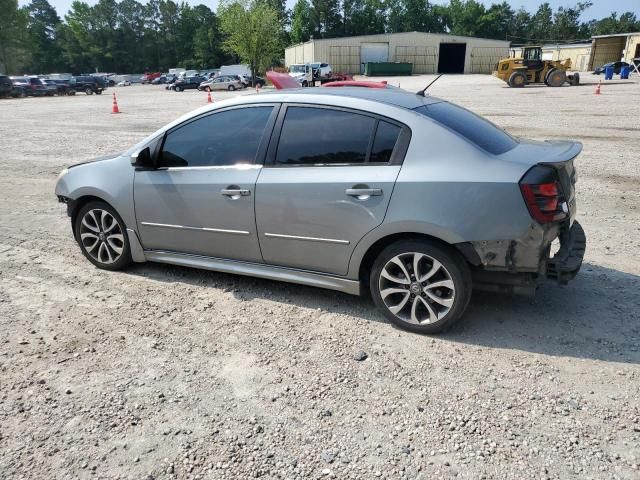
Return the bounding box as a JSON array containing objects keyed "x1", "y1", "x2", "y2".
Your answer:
[{"x1": 143, "y1": 250, "x2": 362, "y2": 296}]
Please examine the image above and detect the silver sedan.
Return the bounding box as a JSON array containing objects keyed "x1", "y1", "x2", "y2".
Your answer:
[
  {"x1": 199, "y1": 76, "x2": 243, "y2": 92},
  {"x1": 55, "y1": 88, "x2": 585, "y2": 333}
]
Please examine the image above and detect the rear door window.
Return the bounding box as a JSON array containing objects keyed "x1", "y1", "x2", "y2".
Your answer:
[
  {"x1": 414, "y1": 102, "x2": 517, "y2": 155},
  {"x1": 274, "y1": 107, "x2": 376, "y2": 166}
]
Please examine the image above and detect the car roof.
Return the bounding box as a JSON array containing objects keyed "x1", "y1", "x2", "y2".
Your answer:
[{"x1": 262, "y1": 87, "x2": 442, "y2": 109}]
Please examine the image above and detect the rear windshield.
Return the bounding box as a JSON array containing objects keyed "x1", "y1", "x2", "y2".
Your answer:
[{"x1": 414, "y1": 102, "x2": 517, "y2": 155}]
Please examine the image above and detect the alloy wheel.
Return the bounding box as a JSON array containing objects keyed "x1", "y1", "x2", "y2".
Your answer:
[
  {"x1": 79, "y1": 209, "x2": 125, "y2": 265},
  {"x1": 378, "y1": 252, "x2": 455, "y2": 324}
]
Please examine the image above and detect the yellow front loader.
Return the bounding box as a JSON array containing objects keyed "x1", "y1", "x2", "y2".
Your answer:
[{"x1": 493, "y1": 46, "x2": 580, "y2": 87}]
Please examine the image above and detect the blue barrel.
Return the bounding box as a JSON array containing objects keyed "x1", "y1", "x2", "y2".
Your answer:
[
  {"x1": 604, "y1": 66, "x2": 614, "y2": 80},
  {"x1": 620, "y1": 66, "x2": 630, "y2": 79}
]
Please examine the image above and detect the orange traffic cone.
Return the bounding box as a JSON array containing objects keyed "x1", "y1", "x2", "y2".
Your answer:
[
  {"x1": 111, "y1": 93, "x2": 120, "y2": 114},
  {"x1": 207, "y1": 91, "x2": 212, "y2": 103},
  {"x1": 595, "y1": 81, "x2": 601, "y2": 95}
]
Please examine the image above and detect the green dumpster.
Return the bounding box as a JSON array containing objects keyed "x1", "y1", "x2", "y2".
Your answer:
[{"x1": 364, "y1": 62, "x2": 413, "y2": 76}]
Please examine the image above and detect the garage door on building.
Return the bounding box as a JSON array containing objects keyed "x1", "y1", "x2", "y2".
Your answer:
[
  {"x1": 470, "y1": 47, "x2": 509, "y2": 73},
  {"x1": 361, "y1": 43, "x2": 389, "y2": 73}
]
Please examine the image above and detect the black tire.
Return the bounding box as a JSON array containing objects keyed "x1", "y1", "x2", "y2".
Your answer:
[
  {"x1": 85, "y1": 87, "x2": 93, "y2": 95},
  {"x1": 96, "y1": 90, "x2": 102, "y2": 95},
  {"x1": 507, "y1": 71, "x2": 527, "y2": 88},
  {"x1": 175, "y1": 86, "x2": 183, "y2": 92},
  {"x1": 570, "y1": 72, "x2": 580, "y2": 86},
  {"x1": 370, "y1": 239, "x2": 472, "y2": 334},
  {"x1": 546, "y1": 69, "x2": 566, "y2": 87},
  {"x1": 74, "y1": 201, "x2": 132, "y2": 271},
  {"x1": 228, "y1": 85, "x2": 235, "y2": 91}
]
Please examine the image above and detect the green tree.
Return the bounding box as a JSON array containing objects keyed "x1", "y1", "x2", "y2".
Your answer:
[
  {"x1": 218, "y1": 0, "x2": 283, "y2": 85},
  {"x1": 311, "y1": 0, "x2": 341, "y2": 37},
  {"x1": 25, "y1": 0, "x2": 63, "y2": 73},
  {"x1": 528, "y1": 2, "x2": 553, "y2": 42},
  {"x1": 447, "y1": 0, "x2": 486, "y2": 36},
  {"x1": 291, "y1": 0, "x2": 313, "y2": 43},
  {"x1": 0, "y1": 0, "x2": 30, "y2": 73},
  {"x1": 553, "y1": 1, "x2": 592, "y2": 40}
]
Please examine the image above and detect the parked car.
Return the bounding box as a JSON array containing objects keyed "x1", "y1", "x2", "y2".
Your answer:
[
  {"x1": 593, "y1": 61, "x2": 630, "y2": 75},
  {"x1": 0, "y1": 75, "x2": 14, "y2": 97},
  {"x1": 240, "y1": 75, "x2": 266, "y2": 87},
  {"x1": 72, "y1": 76, "x2": 104, "y2": 95},
  {"x1": 198, "y1": 75, "x2": 243, "y2": 91},
  {"x1": 41, "y1": 79, "x2": 61, "y2": 96},
  {"x1": 170, "y1": 76, "x2": 204, "y2": 91},
  {"x1": 10, "y1": 76, "x2": 49, "y2": 96},
  {"x1": 151, "y1": 75, "x2": 168, "y2": 85},
  {"x1": 141, "y1": 72, "x2": 162, "y2": 84},
  {"x1": 117, "y1": 80, "x2": 132, "y2": 87},
  {"x1": 55, "y1": 88, "x2": 586, "y2": 334},
  {"x1": 48, "y1": 79, "x2": 76, "y2": 95}
]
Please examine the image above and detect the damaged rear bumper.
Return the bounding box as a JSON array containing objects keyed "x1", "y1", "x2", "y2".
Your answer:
[
  {"x1": 469, "y1": 220, "x2": 586, "y2": 296},
  {"x1": 546, "y1": 220, "x2": 586, "y2": 284}
]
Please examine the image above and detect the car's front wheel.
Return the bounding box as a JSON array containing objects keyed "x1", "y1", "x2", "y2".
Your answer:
[
  {"x1": 228, "y1": 85, "x2": 235, "y2": 91},
  {"x1": 370, "y1": 240, "x2": 472, "y2": 334},
  {"x1": 74, "y1": 201, "x2": 132, "y2": 271}
]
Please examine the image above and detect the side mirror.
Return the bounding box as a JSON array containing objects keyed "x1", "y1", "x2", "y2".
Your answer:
[{"x1": 131, "y1": 147, "x2": 153, "y2": 168}]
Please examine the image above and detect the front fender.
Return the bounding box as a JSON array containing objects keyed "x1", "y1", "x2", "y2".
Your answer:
[{"x1": 55, "y1": 155, "x2": 136, "y2": 229}]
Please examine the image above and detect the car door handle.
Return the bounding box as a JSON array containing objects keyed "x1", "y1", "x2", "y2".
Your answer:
[
  {"x1": 346, "y1": 188, "x2": 383, "y2": 199},
  {"x1": 221, "y1": 188, "x2": 250, "y2": 198}
]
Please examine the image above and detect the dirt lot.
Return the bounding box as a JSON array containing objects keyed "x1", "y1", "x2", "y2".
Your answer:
[{"x1": 1, "y1": 75, "x2": 639, "y2": 479}]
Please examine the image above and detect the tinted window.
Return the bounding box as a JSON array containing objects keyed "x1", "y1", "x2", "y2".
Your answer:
[
  {"x1": 414, "y1": 102, "x2": 517, "y2": 155},
  {"x1": 160, "y1": 106, "x2": 273, "y2": 168},
  {"x1": 276, "y1": 107, "x2": 375, "y2": 165},
  {"x1": 370, "y1": 121, "x2": 401, "y2": 163}
]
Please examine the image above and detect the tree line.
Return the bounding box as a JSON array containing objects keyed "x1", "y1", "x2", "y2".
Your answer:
[{"x1": 1, "y1": 0, "x2": 639, "y2": 75}]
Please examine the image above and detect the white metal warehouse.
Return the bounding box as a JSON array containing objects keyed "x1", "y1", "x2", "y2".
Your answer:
[{"x1": 284, "y1": 32, "x2": 511, "y2": 75}]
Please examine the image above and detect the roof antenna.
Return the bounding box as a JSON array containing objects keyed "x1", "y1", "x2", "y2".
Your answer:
[{"x1": 416, "y1": 74, "x2": 442, "y2": 96}]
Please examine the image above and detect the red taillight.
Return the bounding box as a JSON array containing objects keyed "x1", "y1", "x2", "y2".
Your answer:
[{"x1": 520, "y1": 182, "x2": 567, "y2": 223}]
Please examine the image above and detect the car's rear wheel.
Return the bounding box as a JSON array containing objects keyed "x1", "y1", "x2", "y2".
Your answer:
[
  {"x1": 74, "y1": 201, "x2": 132, "y2": 271},
  {"x1": 370, "y1": 240, "x2": 472, "y2": 334},
  {"x1": 85, "y1": 87, "x2": 93, "y2": 95},
  {"x1": 175, "y1": 86, "x2": 182, "y2": 92},
  {"x1": 228, "y1": 85, "x2": 235, "y2": 91}
]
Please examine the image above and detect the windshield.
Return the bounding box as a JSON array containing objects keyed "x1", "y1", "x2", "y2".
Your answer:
[
  {"x1": 290, "y1": 65, "x2": 305, "y2": 73},
  {"x1": 414, "y1": 102, "x2": 517, "y2": 155}
]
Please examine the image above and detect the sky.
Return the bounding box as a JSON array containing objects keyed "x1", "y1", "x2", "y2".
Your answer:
[{"x1": 20, "y1": 0, "x2": 640, "y2": 21}]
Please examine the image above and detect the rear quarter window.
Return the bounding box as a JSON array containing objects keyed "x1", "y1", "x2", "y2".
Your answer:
[{"x1": 414, "y1": 102, "x2": 517, "y2": 155}]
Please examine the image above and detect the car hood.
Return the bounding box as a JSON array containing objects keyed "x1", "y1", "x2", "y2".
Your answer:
[{"x1": 68, "y1": 152, "x2": 123, "y2": 169}]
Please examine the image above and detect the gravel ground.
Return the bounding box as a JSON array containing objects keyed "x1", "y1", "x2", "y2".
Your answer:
[{"x1": 1, "y1": 75, "x2": 639, "y2": 480}]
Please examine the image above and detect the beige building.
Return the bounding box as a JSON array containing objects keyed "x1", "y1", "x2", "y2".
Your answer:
[
  {"x1": 285, "y1": 32, "x2": 510, "y2": 75},
  {"x1": 589, "y1": 32, "x2": 640, "y2": 70},
  {"x1": 542, "y1": 43, "x2": 592, "y2": 71}
]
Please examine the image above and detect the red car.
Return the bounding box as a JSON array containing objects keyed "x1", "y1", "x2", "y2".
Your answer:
[
  {"x1": 141, "y1": 72, "x2": 162, "y2": 84},
  {"x1": 323, "y1": 80, "x2": 393, "y2": 88}
]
